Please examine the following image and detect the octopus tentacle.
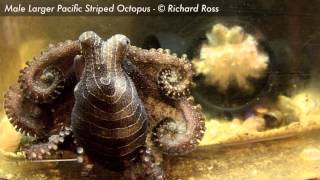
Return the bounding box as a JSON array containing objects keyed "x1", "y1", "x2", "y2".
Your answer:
[
  {"x1": 151, "y1": 97, "x2": 205, "y2": 155},
  {"x1": 18, "y1": 40, "x2": 81, "y2": 103},
  {"x1": 139, "y1": 147, "x2": 164, "y2": 180},
  {"x1": 23, "y1": 142, "x2": 56, "y2": 160},
  {"x1": 123, "y1": 146, "x2": 164, "y2": 180},
  {"x1": 77, "y1": 155, "x2": 95, "y2": 177},
  {"x1": 4, "y1": 86, "x2": 48, "y2": 138},
  {"x1": 157, "y1": 67, "x2": 191, "y2": 99},
  {"x1": 127, "y1": 46, "x2": 194, "y2": 99},
  {"x1": 22, "y1": 126, "x2": 73, "y2": 160},
  {"x1": 126, "y1": 46, "x2": 205, "y2": 155}
]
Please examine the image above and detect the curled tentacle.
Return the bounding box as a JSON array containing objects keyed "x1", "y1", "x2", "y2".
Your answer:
[
  {"x1": 4, "y1": 86, "x2": 49, "y2": 138},
  {"x1": 127, "y1": 46, "x2": 194, "y2": 99},
  {"x1": 4, "y1": 85, "x2": 74, "y2": 140},
  {"x1": 151, "y1": 97, "x2": 205, "y2": 155},
  {"x1": 18, "y1": 40, "x2": 81, "y2": 103},
  {"x1": 158, "y1": 68, "x2": 191, "y2": 99}
]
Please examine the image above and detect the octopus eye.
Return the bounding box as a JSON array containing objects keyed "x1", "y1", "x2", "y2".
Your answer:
[
  {"x1": 157, "y1": 68, "x2": 189, "y2": 99},
  {"x1": 125, "y1": 39, "x2": 130, "y2": 45},
  {"x1": 114, "y1": 34, "x2": 130, "y2": 48}
]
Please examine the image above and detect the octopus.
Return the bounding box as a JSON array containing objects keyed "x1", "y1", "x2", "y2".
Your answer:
[{"x1": 3, "y1": 31, "x2": 205, "y2": 179}]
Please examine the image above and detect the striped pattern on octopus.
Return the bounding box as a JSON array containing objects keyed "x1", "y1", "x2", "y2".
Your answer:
[{"x1": 71, "y1": 32, "x2": 148, "y2": 170}]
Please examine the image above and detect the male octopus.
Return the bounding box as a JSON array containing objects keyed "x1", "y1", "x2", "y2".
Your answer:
[{"x1": 3, "y1": 31, "x2": 205, "y2": 179}]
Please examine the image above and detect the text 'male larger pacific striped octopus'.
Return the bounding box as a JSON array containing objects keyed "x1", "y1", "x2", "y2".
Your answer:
[{"x1": 4, "y1": 31, "x2": 205, "y2": 179}]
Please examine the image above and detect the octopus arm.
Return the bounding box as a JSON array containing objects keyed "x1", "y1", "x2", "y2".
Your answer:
[
  {"x1": 4, "y1": 86, "x2": 49, "y2": 138},
  {"x1": 127, "y1": 46, "x2": 194, "y2": 99},
  {"x1": 142, "y1": 95, "x2": 205, "y2": 155},
  {"x1": 18, "y1": 40, "x2": 81, "y2": 103},
  {"x1": 125, "y1": 45, "x2": 205, "y2": 155},
  {"x1": 21, "y1": 127, "x2": 75, "y2": 160},
  {"x1": 4, "y1": 86, "x2": 77, "y2": 160},
  {"x1": 139, "y1": 147, "x2": 164, "y2": 179}
]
